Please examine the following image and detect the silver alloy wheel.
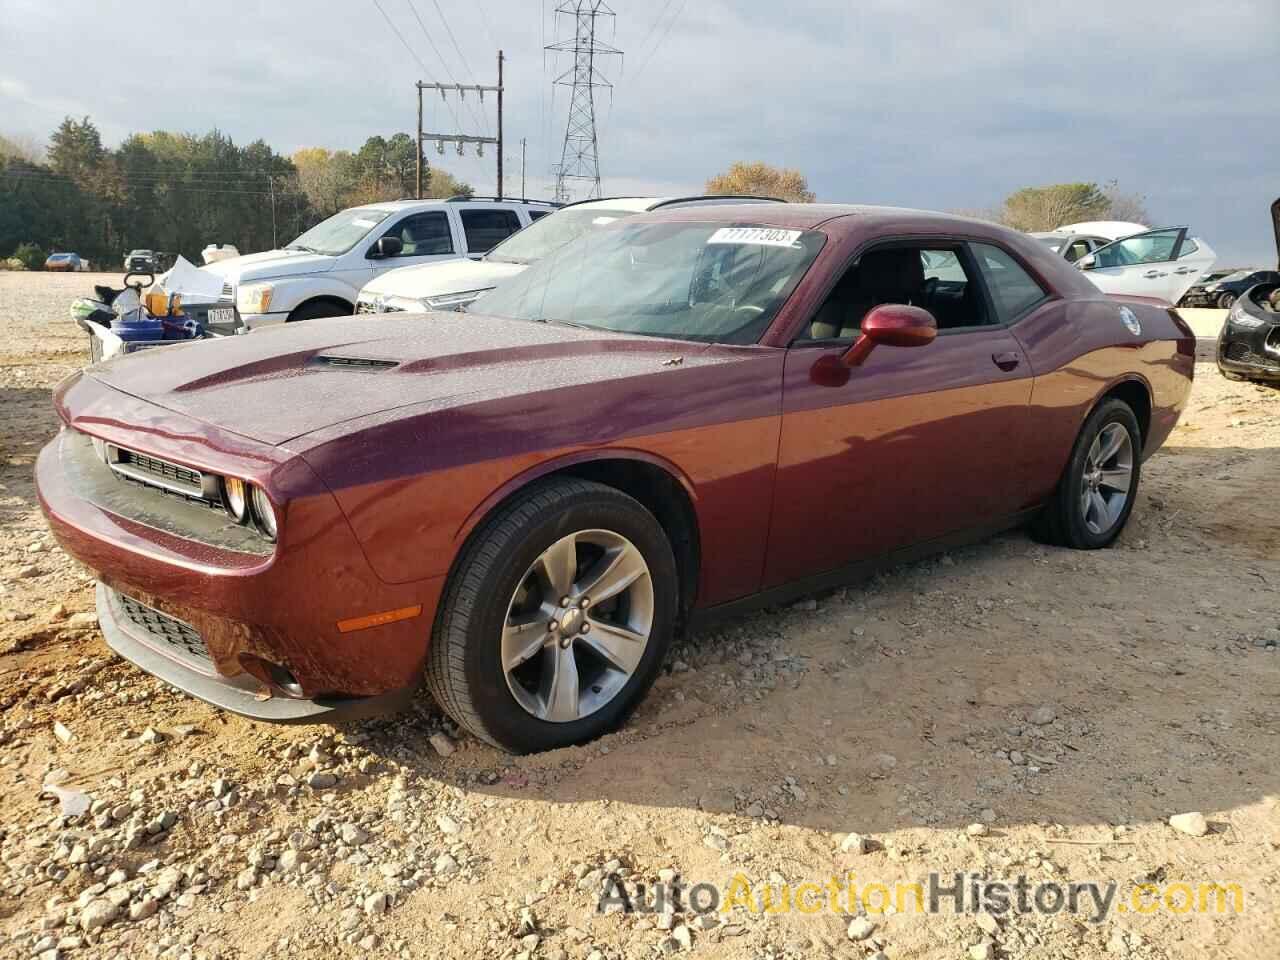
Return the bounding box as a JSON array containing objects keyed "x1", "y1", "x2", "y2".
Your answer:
[
  {"x1": 501, "y1": 529, "x2": 654, "y2": 723},
  {"x1": 1079, "y1": 422, "x2": 1134, "y2": 535}
]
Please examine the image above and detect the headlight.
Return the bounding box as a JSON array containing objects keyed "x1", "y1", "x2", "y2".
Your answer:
[
  {"x1": 420, "y1": 289, "x2": 491, "y2": 312},
  {"x1": 1204, "y1": 284, "x2": 1220, "y2": 292},
  {"x1": 222, "y1": 476, "x2": 248, "y2": 522},
  {"x1": 1228, "y1": 302, "x2": 1265, "y2": 329},
  {"x1": 249, "y1": 485, "x2": 278, "y2": 541},
  {"x1": 236, "y1": 283, "x2": 274, "y2": 314}
]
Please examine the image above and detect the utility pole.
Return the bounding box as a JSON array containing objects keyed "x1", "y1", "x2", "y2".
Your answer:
[
  {"x1": 521, "y1": 137, "x2": 527, "y2": 199},
  {"x1": 415, "y1": 51, "x2": 504, "y2": 197},
  {"x1": 546, "y1": 2, "x2": 621, "y2": 202},
  {"x1": 268, "y1": 175, "x2": 277, "y2": 248}
]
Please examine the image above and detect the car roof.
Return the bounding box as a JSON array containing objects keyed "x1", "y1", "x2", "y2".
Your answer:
[
  {"x1": 360, "y1": 197, "x2": 547, "y2": 213},
  {"x1": 567, "y1": 197, "x2": 673, "y2": 213},
  {"x1": 633, "y1": 202, "x2": 1014, "y2": 234}
]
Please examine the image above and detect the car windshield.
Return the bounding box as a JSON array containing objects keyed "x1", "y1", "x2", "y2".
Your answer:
[
  {"x1": 486, "y1": 206, "x2": 638, "y2": 265},
  {"x1": 285, "y1": 208, "x2": 391, "y2": 256},
  {"x1": 471, "y1": 221, "x2": 825, "y2": 344}
]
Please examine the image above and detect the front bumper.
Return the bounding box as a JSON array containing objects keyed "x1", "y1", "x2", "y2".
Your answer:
[
  {"x1": 36, "y1": 380, "x2": 446, "y2": 721},
  {"x1": 238, "y1": 311, "x2": 290, "y2": 330},
  {"x1": 1217, "y1": 318, "x2": 1280, "y2": 381},
  {"x1": 97, "y1": 583, "x2": 415, "y2": 722}
]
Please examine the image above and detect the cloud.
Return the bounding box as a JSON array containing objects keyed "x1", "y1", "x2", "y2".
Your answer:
[{"x1": 0, "y1": 0, "x2": 1275, "y2": 262}]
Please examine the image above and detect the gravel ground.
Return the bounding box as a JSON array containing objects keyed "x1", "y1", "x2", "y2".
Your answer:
[{"x1": 1, "y1": 270, "x2": 1278, "y2": 960}]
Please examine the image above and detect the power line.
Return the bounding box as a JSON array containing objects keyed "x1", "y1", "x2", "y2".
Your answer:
[
  {"x1": 631, "y1": 0, "x2": 687, "y2": 82},
  {"x1": 631, "y1": 0, "x2": 677, "y2": 68},
  {"x1": 404, "y1": 0, "x2": 479, "y2": 133},
  {"x1": 372, "y1": 0, "x2": 436, "y2": 81}
]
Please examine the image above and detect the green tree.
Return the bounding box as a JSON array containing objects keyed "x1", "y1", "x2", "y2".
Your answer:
[
  {"x1": 998, "y1": 183, "x2": 1110, "y2": 231},
  {"x1": 47, "y1": 116, "x2": 105, "y2": 178}
]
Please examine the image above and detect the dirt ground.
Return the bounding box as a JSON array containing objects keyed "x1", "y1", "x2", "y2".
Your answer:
[{"x1": 1, "y1": 271, "x2": 1277, "y2": 960}]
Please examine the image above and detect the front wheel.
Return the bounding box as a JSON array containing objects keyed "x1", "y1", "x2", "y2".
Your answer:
[
  {"x1": 426, "y1": 478, "x2": 678, "y2": 753},
  {"x1": 1217, "y1": 292, "x2": 1235, "y2": 310},
  {"x1": 1031, "y1": 398, "x2": 1141, "y2": 549},
  {"x1": 288, "y1": 299, "x2": 351, "y2": 322}
]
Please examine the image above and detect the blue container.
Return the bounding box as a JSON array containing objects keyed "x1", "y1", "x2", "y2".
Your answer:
[{"x1": 110, "y1": 311, "x2": 166, "y2": 343}]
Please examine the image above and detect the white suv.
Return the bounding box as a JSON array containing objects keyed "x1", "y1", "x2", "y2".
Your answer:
[
  {"x1": 200, "y1": 197, "x2": 556, "y2": 328},
  {"x1": 355, "y1": 195, "x2": 785, "y2": 314}
]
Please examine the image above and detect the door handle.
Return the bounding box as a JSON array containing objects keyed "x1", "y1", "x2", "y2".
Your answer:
[
  {"x1": 992, "y1": 351, "x2": 1020, "y2": 372},
  {"x1": 1173, "y1": 267, "x2": 1195, "y2": 275},
  {"x1": 1143, "y1": 269, "x2": 1167, "y2": 279}
]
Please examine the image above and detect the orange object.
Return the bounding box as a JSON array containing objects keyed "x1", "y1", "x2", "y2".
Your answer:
[{"x1": 336, "y1": 605, "x2": 423, "y2": 634}]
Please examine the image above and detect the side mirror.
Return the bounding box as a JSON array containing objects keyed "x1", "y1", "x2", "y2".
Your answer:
[
  {"x1": 1078, "y1": 253, "x2": 1097, "y2": 271},
  {"x1": 369, "y1": 236, "x2": 403, "y2": 259},
  {"x1": 841, "y1": 304, "x2": 937, "y2": 367}
]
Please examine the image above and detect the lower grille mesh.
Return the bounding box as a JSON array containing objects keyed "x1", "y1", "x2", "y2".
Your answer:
[{"x1": 116, "y1": 593, "x2": 212, "y2": 670}]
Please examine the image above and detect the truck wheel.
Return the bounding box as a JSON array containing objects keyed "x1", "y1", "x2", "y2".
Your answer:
[
  {"x1": 288, "y1": 300, "x2": 352, "y2": 322},
  {"x1": 426, "y1": 478, "x2": 678, "y2": 753},
  {"x1": 1031, "y1": 398, "x2": 1142, "y2": 550}
]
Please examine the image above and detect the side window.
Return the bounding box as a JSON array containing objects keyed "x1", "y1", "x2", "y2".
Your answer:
[
  {"x1": 1093, "y1": 228, "x2": 1182, "y2": 268},
  {"x1": 460, "y1": 209, "x2": 522, "y2": 253},
  {"x1": 972, "y1": 243, "x2": 1048, "y2": 323},
  {"x1": 381, "y1": 212, "x2": 453, "y2": 257},
  {"x1": 800, "y1": 244, "x2": 989, "y2": 341},
  {"x1": 1179, "y1": 238, "x2": 1199, "y2": 257},
  {"x1": 527, "y1": 209, "x2": 550, "y2": 222},
  {"x1": 1064, "y1": 239, "x2": 1091, "y2": 263}
]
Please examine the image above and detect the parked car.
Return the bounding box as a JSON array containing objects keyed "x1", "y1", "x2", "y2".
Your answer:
[
  {"x1": 201, "y1": 197, "x2": 557, "y2": 328},
  {"x1": 1182, "y1": 268, "x2": 1280, "y2": 309},
  {"x1": 1177, "y1": 269, "x2": 1236, "y2": 307},
  {"x1": 36, "y1": 204, "x2": 1193, "y2": 752},
  {"x1": 44, "y1": 252, "x2": 83, "y2": 272},
  {"x1": 1029, "y1": 232, "x2": 1114, "y2": 263},
  {"x1": 355, "y1": 194, "x2": 784, "y2": 314},
  {"x1": 1216, "y1": 214, "x2": 1280, "y2": 382},
  {"x1": 1076, "y1": 226, "x2": 1217, "y2": 305},
  {"x1": 124, "y1": 249, "x2": 158, "y2": 273}
]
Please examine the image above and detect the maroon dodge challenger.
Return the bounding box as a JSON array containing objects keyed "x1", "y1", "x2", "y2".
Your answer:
[{"x1": 37, "y1": 204, "x2": 1195, "y2": 752}]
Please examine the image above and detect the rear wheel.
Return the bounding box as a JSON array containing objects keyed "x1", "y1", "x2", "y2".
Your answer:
[
  {"x1": 1032, "y1": 398, "x2": 1141, "y2": 549},
  {"x1": 426, "y1": 478, "x2": 678, "y2": 753}
]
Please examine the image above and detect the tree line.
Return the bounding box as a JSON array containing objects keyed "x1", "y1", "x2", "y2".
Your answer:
[
  {"x1": 0, "y1": 118, "x2": 473, "y2": 269},
  {"x1": 704, "y1": 162, "x2": 1150, "y2": 231}
]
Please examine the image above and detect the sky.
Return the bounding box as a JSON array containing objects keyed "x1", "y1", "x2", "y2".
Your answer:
[{"x1": 1, "y1": 0, "x2": 1277, "y2": 264}]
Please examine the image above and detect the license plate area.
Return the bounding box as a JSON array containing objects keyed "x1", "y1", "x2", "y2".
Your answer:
[{"x1": 207, "y1": 307, "x2": 236, "y2": 326}]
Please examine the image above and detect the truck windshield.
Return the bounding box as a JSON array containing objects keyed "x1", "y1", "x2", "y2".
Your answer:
[
  {"x1": 285, "y1": 208, "x2": 391, "y2": 256},
  {"x1": 471, "y1": 221, "x2": 825, "y2": 345},
  {"x1": 486, "y1": 207, "x2": 639, "y2": 265}
]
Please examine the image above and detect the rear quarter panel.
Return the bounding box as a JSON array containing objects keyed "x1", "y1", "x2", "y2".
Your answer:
[{"x1": 1011, "y1": 297, "x2": 1194, "y2": 501}]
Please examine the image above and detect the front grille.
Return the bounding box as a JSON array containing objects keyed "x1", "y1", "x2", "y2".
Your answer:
[
  {"x1": 1226, "y1": 342, "x2": 1274, "y2": 366},
  {"x1": 120, "y1": 449, "x2": 202, "y2": 487},
  {"x1": 355, "y1": 300, "x2": 377, "y2": 314},
  {"x1": 116, "y1": 592, "x2": 212, "y2": 671},
  {"x1": 221, "y1": 282, "x2": 234, "y2": 300},
  {"x1": 107, "y1": 443, "x2": 208, "y2": 500}
]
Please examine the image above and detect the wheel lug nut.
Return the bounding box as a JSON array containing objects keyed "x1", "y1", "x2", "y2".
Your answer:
[
  {"x1": 547, "y1": 620, "x2": 558, "y2": 633},
  {"x1": 581, "y1": 622, "x2": 591, "y2": 634},
  {"x1": 579, "y1": 597, "x2": 590, "y2": 608},
  {"x1": 560, "y1": 596, "x2": 572, "y2": 607}
]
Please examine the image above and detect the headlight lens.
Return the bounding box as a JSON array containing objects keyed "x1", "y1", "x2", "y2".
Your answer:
[
  {"x1": 1228, "y1": 303, "x2": 1265, "y2": 329},
  {"x1": 222, "y1": 477, "x2": 248, "y2": 522},
  {"x1": 236, "y1": 283, "x2": 274, "y2": 314},
  {"x1": 420, "y1": 289, "x2": 490, "y2": 312},
  {"x1": 250, "y1": 485, "x2": 277, "y2": 541}
]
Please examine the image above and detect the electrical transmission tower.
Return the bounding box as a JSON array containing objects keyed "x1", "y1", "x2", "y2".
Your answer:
[{"x1": 545, "y1": 2, "x2": 621, "y2": 202}]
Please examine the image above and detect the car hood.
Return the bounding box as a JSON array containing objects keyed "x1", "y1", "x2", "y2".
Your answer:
[
  {"x1": 84, "y1": 313, "x2": 716, "y2": 446},
  {"x1": 360, "y1": 258, "x2": 526, "y2": 300},
  {"x1": 198, "y1": 249, "x2": 336, "y2": 285}
]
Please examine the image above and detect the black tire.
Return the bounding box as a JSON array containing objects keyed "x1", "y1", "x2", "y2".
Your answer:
[
  {"x1": 1216, "y1": 292, "x2": 1235, "y2": 310},
  {"x1": 1031, "y1": 398, "x2": 1142, "y2": 549},
  {"x1": 425, "y1": 478, "x2": 678, "y2": 753},
  {"x1": 288, "y1": 299, "x2": 351, "y2": 322}
]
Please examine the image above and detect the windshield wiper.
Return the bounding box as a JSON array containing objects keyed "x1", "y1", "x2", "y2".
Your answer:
[
  {"x1": 284, "y1": 243, "x2": 318, "y2": 253},
  {"x1": 534, "y1": 316, "x2": 593, "y2": 330}
]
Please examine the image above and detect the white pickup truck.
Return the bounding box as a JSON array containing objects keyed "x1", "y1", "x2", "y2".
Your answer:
[{"x1": 200, "y1": 197, "x2": 557, "y2": 328}]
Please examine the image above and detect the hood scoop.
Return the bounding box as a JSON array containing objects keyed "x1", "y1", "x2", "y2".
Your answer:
[{"x1": 311, "y1": 355, "x2": 398, "y2": 370}]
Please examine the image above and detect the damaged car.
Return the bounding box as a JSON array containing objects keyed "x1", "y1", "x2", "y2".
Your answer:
[
  {"x1": 37, "y1": 204, "x2": 1195, "y2": 753},
  {"x1": 1216, "y1": 198, "x2": 1280, "y2": 382}
]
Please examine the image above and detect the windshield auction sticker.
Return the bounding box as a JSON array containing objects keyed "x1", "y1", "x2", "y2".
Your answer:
[{"x1": 707, "y1": 227, "x2": 802, "y2": 247}]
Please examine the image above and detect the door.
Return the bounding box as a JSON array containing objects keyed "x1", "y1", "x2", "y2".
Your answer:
[
  {"x1": 366, "y1": 210, "x2": 459, "y2": 281},
  {"x1": 1083, "y1": 227, "x2": 1217, "y2": 303},
  {"x1": 763, "y1": 242, "x2": 1035, "y2": 588}
]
